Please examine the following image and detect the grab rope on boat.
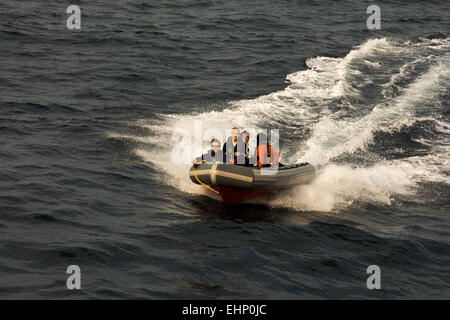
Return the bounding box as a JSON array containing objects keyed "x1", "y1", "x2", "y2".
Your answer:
[{"x1": 193, "y1": 160, "x2": 220, "y2": 194}]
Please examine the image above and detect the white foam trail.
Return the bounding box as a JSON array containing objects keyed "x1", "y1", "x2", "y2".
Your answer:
[
  {"x1": 121, "y1": 37, "x2": 449, "y2": 212},
  {"x1": 296, "y1": 56, "x2": 450, "y2": 165},
  {"x1": 135, "y1": 149, "x2": 209, "y2": 196},
  {"x1": 381, "y1": 55, "x2": 435, "y2": 98},
  {"x1": 136, "y1": 38, "x2": 396, "y2": 168},
  {"x1": 265, "y1": 161, "x2": 421, "y2": 212},
  {"x1": 233, "y1": 38, "x2": 393, "y2": 123},
  {"x1": 267, "y1": 145, "x2": 449, "y2": 212}
]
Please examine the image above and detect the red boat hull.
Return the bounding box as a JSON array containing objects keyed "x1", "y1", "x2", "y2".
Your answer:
[{"x1": 213, "y1": 186, "x2": 278, "y2": 205}]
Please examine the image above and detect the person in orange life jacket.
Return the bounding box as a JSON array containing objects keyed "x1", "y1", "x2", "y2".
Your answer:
[
  {"x1": 223, "y1": 127, "x2": 246, "y2": 164},
  {"x1": 193, "y1": 138, "x2": 223, "y2": 167},
  {"x1": 255, "y1": 132, "x2": 280, "y2": 168}
]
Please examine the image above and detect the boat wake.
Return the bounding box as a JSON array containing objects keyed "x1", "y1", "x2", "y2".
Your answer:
[{"x1": 111, "y1": 36, "x2": 450, "y2": 212}]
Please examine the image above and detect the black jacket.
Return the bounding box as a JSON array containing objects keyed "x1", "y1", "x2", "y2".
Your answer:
[
  {"x1": 195, "y1": 148, "x2": 223, "y2": 163},
  {"x1": 223, "y1": 137, "x2": 248, "y2": 165}
]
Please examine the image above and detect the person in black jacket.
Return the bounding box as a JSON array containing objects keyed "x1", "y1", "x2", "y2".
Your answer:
[
  {"x1": 240, "y1": 131, "x2": 251, "y2": 166},
  {"x1": 223, "y1": 127, "x2": 247, "y2": 164},
  {"x1": 193, "y1": 138, "x2": 223, "y2": 166}
]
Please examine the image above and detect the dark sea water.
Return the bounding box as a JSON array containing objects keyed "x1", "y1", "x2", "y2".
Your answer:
[{"x1": 1, "y1": 0, "x2": 449, "y2": 299}]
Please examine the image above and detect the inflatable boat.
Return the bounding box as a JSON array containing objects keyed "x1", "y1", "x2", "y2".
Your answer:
[{"x1": 189, "y1": 162, "x2": 315, "y2": 205}]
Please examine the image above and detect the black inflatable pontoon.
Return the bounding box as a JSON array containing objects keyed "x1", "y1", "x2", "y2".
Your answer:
[{"x1": 189, "y1": 162, "x2": 315, "y2": 204}]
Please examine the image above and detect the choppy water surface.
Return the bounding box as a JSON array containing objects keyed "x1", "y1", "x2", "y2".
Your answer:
[{"x1": 0, "y1": 0, "x2": 449, "y2": 299}]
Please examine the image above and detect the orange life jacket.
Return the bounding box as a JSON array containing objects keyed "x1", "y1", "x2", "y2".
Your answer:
[{"x1": 257, "y1": 144, "x2": 280, "y2": 167}]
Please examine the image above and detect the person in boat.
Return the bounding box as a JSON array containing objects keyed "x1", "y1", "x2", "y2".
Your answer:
[
  {"x1": 193, "y1": 138, "x2": 223, "y2": 166},
  {"x1": 255, "y1": 132, "x2": 281, "y2": 168},
  {"x1": 223, "y1": 127, "x2": 246, "y2": 165},
  {"x1": 240, "y1": 131, "x2": 251, "y2": 166}
]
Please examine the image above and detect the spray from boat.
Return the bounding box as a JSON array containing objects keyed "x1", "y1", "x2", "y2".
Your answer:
[{"x1": 110, "y1": 36, "x2": 449, "y2": 211}]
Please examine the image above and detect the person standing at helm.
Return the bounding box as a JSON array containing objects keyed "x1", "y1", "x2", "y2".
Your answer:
[
  {"x1": 256, "y1": 132, "x2": 280, "y2": 168},
  {"x1": 223, "y1": 127, "x2": 245, "y2": 164}
]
